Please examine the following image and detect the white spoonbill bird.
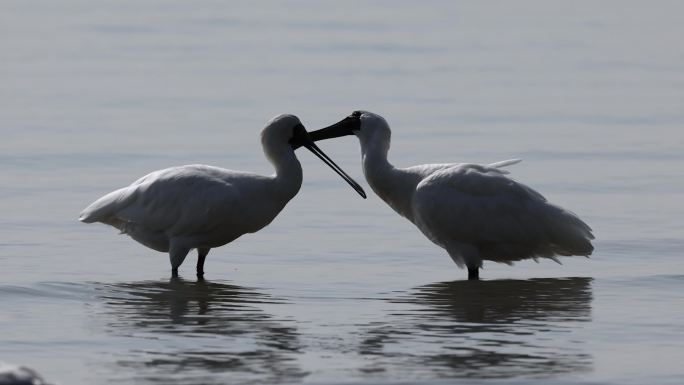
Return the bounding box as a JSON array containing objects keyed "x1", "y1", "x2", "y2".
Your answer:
[
  {"x1": 79, "y1": 114, "x2": 366, "y2": 276},
  {"x1": 310, "y1": 111, "x2": 594, "y2": 280}
]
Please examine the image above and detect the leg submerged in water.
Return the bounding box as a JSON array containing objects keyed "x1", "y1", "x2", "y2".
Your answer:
[
  {"x1": 448, "y1": 243, "x2": 481, "y2": 281},
  {"x1": 169, "y1": 241, "x2": 190, "y2": 277},
  {"x1": 197, "y1": 248, "x2": 210, "y2": 276}
]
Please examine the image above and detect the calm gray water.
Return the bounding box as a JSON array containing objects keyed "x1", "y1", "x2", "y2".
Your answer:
[{"x1": 2, "y1": 1, "x2": 684, "y2": 384}]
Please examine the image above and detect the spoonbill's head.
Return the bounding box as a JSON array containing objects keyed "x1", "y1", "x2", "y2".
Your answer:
[
  {"x1": 262, "y1": 114, "x2": 366, "y2": 198},
  {"x1": 261, "y1": 114, "x2": 305, "y2": 149},
  {"x1": 309, "y1": 111, "x2": 391, "y2": 152}
]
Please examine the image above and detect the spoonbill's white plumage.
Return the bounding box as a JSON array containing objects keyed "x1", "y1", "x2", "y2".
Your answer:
[
  {"x1": 80, "y1": 114, "x2": 366, "y2": 276},
  {"x1": 310, "y1": 111, "x2": 594, "y2": 280}
]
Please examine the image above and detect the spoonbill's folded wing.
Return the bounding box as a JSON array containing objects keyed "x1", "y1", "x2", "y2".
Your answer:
[
  {"x1": 413, "y1": 164, "x2": 594, "y2": 262},
  {"x1": 80, "y1": 166, "x2": 243, "y2": 236}
]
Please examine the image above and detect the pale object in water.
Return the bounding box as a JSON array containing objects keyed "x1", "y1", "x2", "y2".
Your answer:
[
  {"x1": 80, "y1": 115, "x2": 365, "y2": 276},
  {"x1": 310, "y1": 111, "x2": 594, "y2": 280}
]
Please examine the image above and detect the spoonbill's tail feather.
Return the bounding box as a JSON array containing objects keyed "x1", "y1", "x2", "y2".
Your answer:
[
  {"x1": 488, "y1": 159, "x2": 522, "y2": 169},
  {"x1": 543, "y1": 205, "x2": 595, "y2": 257},
  {"x1": 79, "y1": 187, "x2": 133, "y2": 223}
]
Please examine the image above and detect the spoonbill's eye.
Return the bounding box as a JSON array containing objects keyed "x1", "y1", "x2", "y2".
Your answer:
[{"x1": 292, "y1": 123, "x2": 307, "y2": 137}]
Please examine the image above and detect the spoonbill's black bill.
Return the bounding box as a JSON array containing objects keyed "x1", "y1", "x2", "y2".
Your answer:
[
  {"x1": 290, "y1": 123, "x2": 366, "y2": 199},
  {"x1": 309, "y1": 111, "x2": 594, "y2": 280},
  {"x1": 79, "y1": 114, "x2": 365, "y2": 277}
]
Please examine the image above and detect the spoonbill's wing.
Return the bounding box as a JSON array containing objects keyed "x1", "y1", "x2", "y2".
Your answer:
[
  {"x1": 406, "y1": 159, "x2": 521, "y2": 178},
  {"x1": 488, "y1": 158, "x2": 522, "y2": 173},
  {"x1": 80, "y1": 165, "x2": 242, "y2": 236},
  {"x1": 413, "y1": 164, "x2": 593, "y2": 261}
]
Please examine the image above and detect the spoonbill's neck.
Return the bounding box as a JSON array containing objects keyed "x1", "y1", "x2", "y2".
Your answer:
[
  {"x1": 360, "y1": 137, "x2": 421, "y2": 222},
  {"x1": 360, "y1": 136, "x2": 391, "y2": 178},
  {"x1": 264, "y1": 143, "x2": 303, "y2": 200}
]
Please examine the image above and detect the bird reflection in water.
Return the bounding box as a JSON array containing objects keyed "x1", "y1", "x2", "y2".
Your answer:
[
  {"x1": 94, "y1": 277, "x2": 306, "y2": 384},
  {"x1": 359, "y1": 277, "x2": 593, "y2": 379}
]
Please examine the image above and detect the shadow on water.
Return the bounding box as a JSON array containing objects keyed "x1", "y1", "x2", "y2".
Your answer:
[
  {"x1": 357, "y1": 277, "x2": 594, "y2": 379},
  {"x1": 92, "y1": 277, "x2": 307, "y2": 384}
]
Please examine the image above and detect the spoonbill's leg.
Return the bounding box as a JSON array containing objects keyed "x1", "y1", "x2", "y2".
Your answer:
[
  {"x1": 448, "y1": 243, "x2": 482, "y2": 281},
  {"x1": 197, "y1": 248, "x2": 210, "y2": 276},
  {"x1": 169, "y1": 241, "x2": 190, "y2": 277},
  {"x1": 468, "y1": 266, "x2": 480, "y2": 280}
]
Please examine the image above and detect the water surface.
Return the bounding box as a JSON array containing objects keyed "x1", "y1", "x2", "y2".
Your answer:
[{"x1": 2, "y1": 1, "x2": 684, "y2": 384}]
